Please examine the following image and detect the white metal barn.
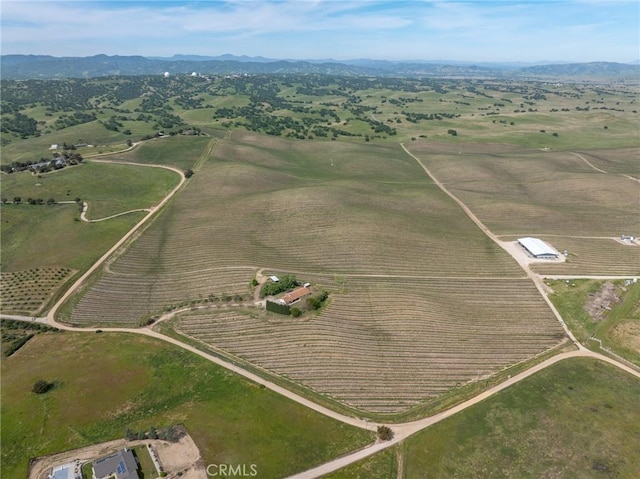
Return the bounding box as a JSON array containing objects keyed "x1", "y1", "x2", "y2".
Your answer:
[{"x1": 517, "y1": 237, "x2": 560, "y2": 259}]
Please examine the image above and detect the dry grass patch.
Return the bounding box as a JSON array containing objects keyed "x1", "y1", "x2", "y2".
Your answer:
[{"x1": 609, "y1": 320, "x2": 640, "y2": 355}]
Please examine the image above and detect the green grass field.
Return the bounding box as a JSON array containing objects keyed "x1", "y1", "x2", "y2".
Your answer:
[
  {"x1": 0, "y1": 332, "x2": 372, "y2": 479},
  {"x1": 2, "y1": 161, "x2": 179, "y2": 218},
  {"x1": 1, "y1": 204, "x2": 143, "y2": 272},
  {"x1": 1, "y1": 158, "x2": 180, "y2": 313},
  {"x1": 548, "y1": 279, "x2": 640, "y2": 365},
  {"x1": 325, "y1": 447, "x2": 398, "y2": 478},
  {"x1": 132, "y1": 445, "x2": 157, "y2": 478},
  {"x1": 330, "y1": 358, "x2": 640, "y2": 478}
]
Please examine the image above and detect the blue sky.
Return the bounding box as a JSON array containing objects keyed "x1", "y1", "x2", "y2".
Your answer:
[{"x1": 1, "y1": 1, "x2": 638, "y2": 62}]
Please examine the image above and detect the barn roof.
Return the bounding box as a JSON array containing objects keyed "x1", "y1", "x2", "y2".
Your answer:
[{"x1": 518, "y1": 237, "x2": 559, "y2": 257}]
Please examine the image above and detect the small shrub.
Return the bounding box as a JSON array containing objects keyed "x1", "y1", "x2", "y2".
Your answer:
[
  {"x1": 32, "y1": 379, "x2": 53, "y2": 394},
  {"x1": 290, "y1": 307, "x2": 302, "y2": 317},
  {"x1": 377, "y1": 425, "x2": 394, "y2": 441}
]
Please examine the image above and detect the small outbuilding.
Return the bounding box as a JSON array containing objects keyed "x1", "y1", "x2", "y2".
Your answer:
[
  {"x1": 518, "y1": 237, "x2": 560, "y2": 259},
  {"x1": 269, "y1": 275, "x2": 280, "y2": 282}
]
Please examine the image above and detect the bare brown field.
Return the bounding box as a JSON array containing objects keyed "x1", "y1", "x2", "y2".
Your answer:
[
  {"x1": 530, "y1": 237, "x2": 640, "y2": 276},
  {"x1": 405, "y1": 142, "x2": 639, "y2": 237},
  {"x1": 175, "y1": 277, "x2": 565, "y2": 414},
  {"x1": 572, "y1": 148, "x2": 640, "y2": 175},
  {"x1": 69, "y1": 134, "x2": 525, "y2": 325}
]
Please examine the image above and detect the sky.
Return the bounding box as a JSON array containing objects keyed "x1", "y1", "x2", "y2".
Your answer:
[{"x1": 1, "y1": 0, "x2": 638, "y2": 63}]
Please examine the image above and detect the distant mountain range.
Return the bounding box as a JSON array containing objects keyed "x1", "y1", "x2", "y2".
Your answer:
[{"x1": 1, "y1": 54, "x2": 638, "y2": 80}]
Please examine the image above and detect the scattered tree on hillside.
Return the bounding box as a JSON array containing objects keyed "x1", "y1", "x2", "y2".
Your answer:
[
  {"x1": 260, "y1": 274, "x2": 298, "y2": 298},
  {"x1": 32, "y1": 379, "x2": 53, "y2": 394}
]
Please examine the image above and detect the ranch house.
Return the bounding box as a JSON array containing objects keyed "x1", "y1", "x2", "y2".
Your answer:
[
  {"x1": 281, "y1": 286, "x2": 312, "y2": 305},
  {"x1": 92, "y1": 449, "x2": 139, "y2": 479},
  {"x1": 517, "y1": 237, "x2": 560, "y2": 259}
]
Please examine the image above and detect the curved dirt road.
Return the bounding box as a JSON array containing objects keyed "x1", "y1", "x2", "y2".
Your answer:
[
  {"x1": 8, "y1": 140, "x2": 637, "y2": 478},
  {"x1": 46, "y1": 160, "x2": 187, "y2": 323}
]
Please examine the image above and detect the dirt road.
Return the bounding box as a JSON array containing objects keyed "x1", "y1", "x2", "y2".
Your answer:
[
  {"x1": 286, "y1": 348, "x2": 640, "y2": 479},
  {"x1": 46, "y1": 158, "x2": 188, "y2": 323},
  {"x1": 400, "y1": 143, "x2": 580, "y2": 344},
  {"x1": 7, "y1": 140, "x2": 636, "y2": 479}
]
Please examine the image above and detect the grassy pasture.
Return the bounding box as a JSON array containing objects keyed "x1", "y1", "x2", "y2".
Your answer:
[
  {"x1": 548, "y1": 279, "x2": 640, "y2": 365},
  {"x1": 1, "y1": 161, "x2": 179, "y2": 218},
  {"x1": 1, "y1": 121, "x2": 128, "y2": 164},
  {"x1": 0, "y1": 332, "x2": 372, "y2": 479},
  {"x1": 104, "y1": 135, "x2": 215, "y2": 171},
  {"x1": 363, "y1": 81, "x2": 640, "y2": 148},
  {"x1": 0, "y1": 319, "x2": 58, "y2": 357},
  {"x1": 1, "y1": 158, "x2": 180, "y2": 310},
  {"x1": 328, "y1": 358, "x2": 640, "y2": 478},
  {"x1": 1, "y1": 205, "x2": 143, "y2": 273},
  {"x1": 3, "y1": 77, "x2": 638, "y2": 160},
  {"x1": 325, "y1": 447, "x2": 398, "y2": 478},
  {"x1": 402, "y1": 358, "x2": 640, "y2": 478}
]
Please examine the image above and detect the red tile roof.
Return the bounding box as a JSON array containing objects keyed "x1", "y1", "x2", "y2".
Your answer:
[{"x1": 282, "y1": 286, "x2": 311, "y2": 305}]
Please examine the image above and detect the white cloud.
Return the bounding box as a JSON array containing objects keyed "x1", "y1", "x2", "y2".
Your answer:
[{"x1": 1, "y1": 0, "x2": 637, "y2": 61}]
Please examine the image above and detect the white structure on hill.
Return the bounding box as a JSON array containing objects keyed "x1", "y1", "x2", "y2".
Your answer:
[{"x1": 517, "y1": 237, "x2": 560, "y2": 259}]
